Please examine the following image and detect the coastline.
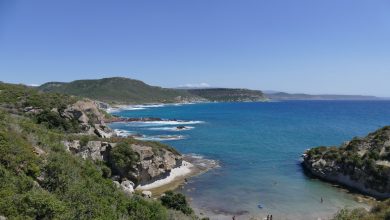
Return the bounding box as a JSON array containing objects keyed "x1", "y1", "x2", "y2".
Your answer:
[
  {"x1": 106, "y1": 101, "x2": 381, "y2": 219},
  {"x1": 107, "y1": 107, "x2": 217, "y2": 197}
]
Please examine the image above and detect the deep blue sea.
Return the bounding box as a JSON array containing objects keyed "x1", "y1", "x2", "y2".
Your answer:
[{"x1": 110, "y1": 101, "x2": 390, "y2": 219}]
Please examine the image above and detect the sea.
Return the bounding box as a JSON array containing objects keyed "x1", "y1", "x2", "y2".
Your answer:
[{"x1": 109, "y1": 101, "x2": 390, "y2": 219}]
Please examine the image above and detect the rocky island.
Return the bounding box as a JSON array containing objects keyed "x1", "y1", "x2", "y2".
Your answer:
[{"x1": 302, "y1": 127, "x2": 390, "y2": 198}]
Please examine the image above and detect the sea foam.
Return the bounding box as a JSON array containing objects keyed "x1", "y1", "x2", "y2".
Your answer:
[{"x1": 147, "y1": 126, "x2": 195, "y2": 131}]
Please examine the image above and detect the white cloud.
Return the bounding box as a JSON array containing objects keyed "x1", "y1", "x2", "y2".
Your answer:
[
  {"x1": 27, "y1": 84, "x2": 40, "y2": 87},
  {"x1": 180, "y1": 82, "x2": 210, "y2": 88}
]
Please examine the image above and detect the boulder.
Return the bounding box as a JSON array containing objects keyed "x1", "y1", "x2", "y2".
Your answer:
[
  {"x1": 94, "y1": 124, "x2": 113, "y2": 138},
  {"x1": 121, "y1": 180, "x2": 135, "y2": 195},
  {"x1": 142, "y1": 190, "x2": 152, "y2": 198},
  {"x1": 79, "y1": 141, "x2": 103, "y2": 161},
  {"x1": 63, "y1": 140, "x2": 81, "y2": 153}
]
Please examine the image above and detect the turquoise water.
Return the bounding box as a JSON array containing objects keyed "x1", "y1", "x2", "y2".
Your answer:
[{"x1": 110, "y1": 101, "x2": 390, "y2": 219}]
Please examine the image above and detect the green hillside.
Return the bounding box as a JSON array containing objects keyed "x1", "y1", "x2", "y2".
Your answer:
[
  {"x1": 0, "y1": 83, "x2": 199, "y2": 220},
  {"x1": 39, "y1": 77, "x2": 198, "y2": 104},
  {"x1": 187, "y1": 88, "x2": 267, "y2": 102}
]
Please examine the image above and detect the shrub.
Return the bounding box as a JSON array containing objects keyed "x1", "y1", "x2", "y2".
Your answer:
[
  {"x1": 160, "y1": 191, "x2": 193, "y2": 215},
  {"x1": 35, "y1": 110, "x2": 80, "y2": 133},
  {"x1": 108, "y1": 141, "x2": 139, "y2": 180},
  {"x1": 127, "y1": 197, "x2": 168, "y2": 220}
]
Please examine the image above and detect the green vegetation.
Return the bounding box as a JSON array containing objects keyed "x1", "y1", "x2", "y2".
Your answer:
[
  {"x1": 0, "y1": 83, "x2": 77, "y2": 111},
  {"x1": 35, "y1": 110, "x2": 81, "y2": 133},
  {"x1": 187, "y1": 88, "x2": 266, "y2": 102},
  {"x1": 0, "y1": 108, "x2": 171, "y2": 220},
  {"x1": 38, "y1": 77, "x2": 269, "y2": 104},
  {"x1": 0, "y1": 83, "x2": 198, "y2": 220},
  {"x1": 39, "y1": 77, "x2": 196, "y2": 104},
  {"x1": 333, "y1": 199, "x2": 390, "y2": 220},
  {"x1": 108, "y1": 141, "x2": 140, "y2": 182},
  {"x1": 161, "y1": 191, "x2": 194, "y2": 215},
  {"x1": 0, "y1": 83, "x2": 81, "y2": 133},
  {"x1": 305, "y1": 126, "x2": 390, "y2": 195}
]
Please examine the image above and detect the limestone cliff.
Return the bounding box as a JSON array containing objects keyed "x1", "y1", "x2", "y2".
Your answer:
[
  {"x1": 63, "y1": 139, "x2": 182, "y2": 187},
  {"x1": 60, "y1": 99, "x2": 113, "y2": 138},
  {"x1": 302, "y1": 126, "x2": 390, "y2": 198}
]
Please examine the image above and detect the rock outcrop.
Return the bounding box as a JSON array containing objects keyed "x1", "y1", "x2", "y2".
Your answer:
[
  {"x1": 130, "y1": 144, "x2": 182, "y2": 186},
  {"x1": 302, "y1": 126, "x2": 390, "y2": 198},
  {"x1": 63, "y1": 140, "x2": 112, "y2": 161},
  {"x1": 60, "y1": 100, "x2": 183, "y2": 193},
  {"x1": 61, "y1": 100, "x2": 113, "y2": 137},
  {"x1": 63, "y1": 140, "x2": 182, "y2": 188}
]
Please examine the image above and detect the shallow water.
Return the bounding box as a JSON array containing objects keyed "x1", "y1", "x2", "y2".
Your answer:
[{"x1": 110, "y1": 101, "x2": 390, "y2": 219}]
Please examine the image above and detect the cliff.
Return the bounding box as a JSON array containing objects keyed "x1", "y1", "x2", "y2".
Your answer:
[{"x1": 302, "y1": 126, "x2": 390, "y2": 198}]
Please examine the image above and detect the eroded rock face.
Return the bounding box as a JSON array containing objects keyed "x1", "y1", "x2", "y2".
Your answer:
[
  {"x1": 63, "y1": 140, "x2": 112, "y2": 161},
  {"x1": 60, "y1": 99, "x2": 114, "y2": 137},
  {"x1": 302, "y1": 126, "x2": 390, "y2": 199},
  {"x1": 130, "y1": 144, "x2": 182, "y2": 186},
  {"x1": 63, "y1": 140, "x2": 182, "y2": 188}
]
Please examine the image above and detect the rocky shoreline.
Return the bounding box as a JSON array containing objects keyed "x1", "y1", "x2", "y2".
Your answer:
[
  {"x1": 106, "y1": 116, "x2": 189, "y2": 124},
  {"x1": 302, "y1": 126, "x2": 390, "y2": 199},
  {"x1": 57, "y1": 99, "x2": 215, "y2": 199}
]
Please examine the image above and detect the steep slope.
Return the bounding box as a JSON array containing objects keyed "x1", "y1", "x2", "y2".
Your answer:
[
  {"x1": 187, "y1": 88, "x2": 267, "y2": 102},
  {"x1": 0, "y1": 83, "x2": 196, "y2": 219},
  {"x1": 302, "y1": 126, "x2": 390, "y2": 198},
  {"x1": 39, "y1": 77, "x2": 200, "y2": 104}
]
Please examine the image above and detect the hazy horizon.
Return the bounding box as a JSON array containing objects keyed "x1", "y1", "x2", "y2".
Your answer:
[{"x1": 1, "y1": 0, "x2": 390, "y2": 96}]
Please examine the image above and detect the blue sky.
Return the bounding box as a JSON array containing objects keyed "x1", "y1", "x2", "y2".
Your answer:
[{"x1": 0, "y1": 0, "x2": 390, "y2": 96}]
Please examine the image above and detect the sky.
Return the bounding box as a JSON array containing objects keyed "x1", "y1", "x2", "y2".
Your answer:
[{"x1": 0, "y1": 0, "x2": 390, "y2": 96}]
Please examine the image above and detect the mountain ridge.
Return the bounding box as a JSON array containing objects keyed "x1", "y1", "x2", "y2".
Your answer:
[{"x1": 39, "y1": 77, "x2": 268, "y2": 104}]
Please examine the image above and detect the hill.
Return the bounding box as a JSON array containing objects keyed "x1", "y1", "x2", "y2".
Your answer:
[
  {"x1": 39, "y1": 77, "x2": 201, "y2": 104},
  {"x1": 0, "y1": 82, "x2": 198, "y2": 220},
  {"x1": 186, "y1": 88, "x2": 267, "y2": 102},
  {"x1": 265, "y1": 92, "x2": 383, "y2": 101}
]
